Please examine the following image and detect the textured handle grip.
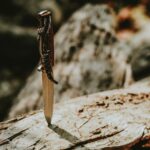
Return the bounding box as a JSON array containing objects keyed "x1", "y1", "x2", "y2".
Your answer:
[
  {"x1": 38, "y1": 10, "x2": 54, "y2": 66},
  {"x1": 38, "y1": 10, "x2": 57, "y2": 84}
]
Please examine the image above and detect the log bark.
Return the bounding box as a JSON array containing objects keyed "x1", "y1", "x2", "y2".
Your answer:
[{"x1": 1, "y1": 77, "x2": 150, "y2": 149}]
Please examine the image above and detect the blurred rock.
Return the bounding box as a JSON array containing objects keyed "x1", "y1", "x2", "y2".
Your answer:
[
  {"x1": 129, "y1": 25, "x2": 150, "y2": 80},
  {"x1": 54, "y1": 4, "x2": 130, "y2": 102}
]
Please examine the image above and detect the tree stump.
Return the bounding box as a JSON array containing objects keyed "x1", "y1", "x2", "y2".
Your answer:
[{"x1": 1, "y1": 77, "x2": 150, "y2": 150}]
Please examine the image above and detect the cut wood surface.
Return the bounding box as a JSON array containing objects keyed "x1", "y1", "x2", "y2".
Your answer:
[{"x1": 1, "y1": 77, "x2": 150, "y2": 150}]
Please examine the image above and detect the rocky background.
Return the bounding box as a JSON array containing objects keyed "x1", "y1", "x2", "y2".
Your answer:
[{"x1": 0, "y1": 0, "x2": 150, "y2": 121}]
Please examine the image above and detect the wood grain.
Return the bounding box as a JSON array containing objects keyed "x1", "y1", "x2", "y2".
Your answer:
[{"x1": 1, "y1": 77, "x2": 150, "y2": 149}]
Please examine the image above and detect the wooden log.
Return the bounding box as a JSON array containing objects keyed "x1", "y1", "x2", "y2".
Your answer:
[{"x1": 1, "y1": 77, "x2": 150, "y2": 149}]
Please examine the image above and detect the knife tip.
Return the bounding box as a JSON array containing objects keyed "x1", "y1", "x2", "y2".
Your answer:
[{"x1": 45, "y1": 117, "x2": 52, "y2": 126}]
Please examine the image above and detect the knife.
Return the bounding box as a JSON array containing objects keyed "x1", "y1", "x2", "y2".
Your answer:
[{"x1": 37, "y1": 10, "x2": 58, "y2": 125}]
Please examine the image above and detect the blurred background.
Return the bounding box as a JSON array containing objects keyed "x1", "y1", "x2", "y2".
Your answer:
[{"x1": 0, "y1": 0, "x2": 150, "y2": 121}]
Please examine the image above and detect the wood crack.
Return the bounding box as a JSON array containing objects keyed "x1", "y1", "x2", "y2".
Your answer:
[
  {"x1": 64, "y1": 129, "x2": 124, "y2": 150},
  {"x1": 0, "y1": 128, "x2": 28, "y2": 145},
  {"x1": 48, "y1": 124, "x2": 90, "y2": 150}
]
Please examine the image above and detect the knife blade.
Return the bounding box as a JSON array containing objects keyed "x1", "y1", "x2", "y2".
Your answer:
[{"x1": 37, "y1": 10, "x2": 57, "y2": 125}]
